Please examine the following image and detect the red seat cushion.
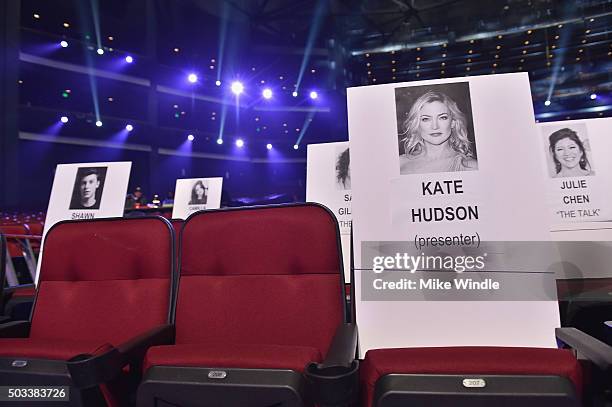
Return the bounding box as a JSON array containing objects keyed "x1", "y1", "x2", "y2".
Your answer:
[
  {"x1": 10, "y1": 286, "x2": 36, "y2": 298},
  {"x1": 0, "y1": 338, "x2": 111, "y2": 360},
  {"x1": 144, "y1": 343, "x2": 322, "y2": 373},
  {"x1": 361, "y1": 347, "x2": 583, "y2": 407}
]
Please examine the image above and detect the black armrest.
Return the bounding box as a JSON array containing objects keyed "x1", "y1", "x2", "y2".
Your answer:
[
  {"x1": 320, "y1": 323, "x2": 358, "y2": 369},
  {"x1": 556, "y1": 327, "x2": 612, "y2": 371},
  {"x1": 67, "y1": 324, "x2": 175, "y2": 389},
  {"x1": 0, "y1": 320, "x2": 30, "y2": 338},
  {"x1": 304, "y1": 323, "x2": 359, "y2": 406}
]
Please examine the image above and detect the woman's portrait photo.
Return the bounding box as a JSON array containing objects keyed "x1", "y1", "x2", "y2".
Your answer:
[
  {"x1": 395, "y1": 82, "x2": 478, "y2": 175},
  {"x1": 335, "y1": 147, "x2": 351, "y2": 190},
  {"x1": 189, "y1": 180, "x2": 208, "y2": 205},
  {"x1": 69, "y1": 166, "x2": 107, "y2": 210},
  {"x1": 545, "y1": 125, "x2": 594, "y2": 178}
]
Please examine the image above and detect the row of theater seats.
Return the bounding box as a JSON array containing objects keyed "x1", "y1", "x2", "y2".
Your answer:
[{"x1": 0, "y1": 203, "x2": 610, "y2": 407}]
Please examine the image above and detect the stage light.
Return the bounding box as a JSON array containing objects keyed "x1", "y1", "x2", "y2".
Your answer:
[
  {"x1": 216, "y1": 138, "x2": 223, "y2": 145},
  {"x1": 309, "y1": 91, "x2": 318, "y2": 100},
  {"x1": 215, "y1": 80, "x2": 221, "y2": 86},
  {"x1": 235, "y1": 139, "x2": 244, "y2": 148},
  {"x1": 126, "y1": 124, "x2": 134, "y2": 132},
  {"x1": 590, "y1": 93, "x2": 597, "y2": 100},
  {"x1": 293, "y1": 144, "x2": 299, "y2": 150},
  {"x1": 187, "y1": 73, "x2": 198, "y2": 83},
  {"x1": 187, "y1": 134, "x2": 194, "y2": 141},
  {"x1": 292, "y1": 91, "x2": 298, "y2": 97},
  {"x1": 544, "y1": 100, "x2": 551, "y2": 106},
  {"x1": 60, "y1": 116, "x2": 68, "y2": 123},
  {"x1": 60, "y1": 40, "x2": 68, "y2": 48},
  {"x1": 125, "y1": 55, "x2": 133, "y2": 63},
  {"x1": 231, "y1": 81, "x2": 244, "y2": 95},
  {"x1": 266, "y1": 143, "x2": 272, "y2": 150},
  {"x1": 95, "y1": 120, "x2": 103, "y2": 127},
  {"x1": 262, "y1": 88, "x2": 273, "y2": 99}
]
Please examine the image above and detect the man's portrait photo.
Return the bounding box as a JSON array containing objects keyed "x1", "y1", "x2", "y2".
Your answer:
[{"x1": 69, "y1": 166, "x2": 108, "y2": 210}]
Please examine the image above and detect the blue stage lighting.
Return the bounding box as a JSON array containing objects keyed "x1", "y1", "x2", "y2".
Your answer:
[
  {"x1": 309, "y1": 91, "x2": 318, "y2": 100},
  {"x1": 95, "y1": 120, "x2": 103, "y2": 127},
  {"x1": 60, "y1": 40, "x2": 68, "y2": 48},
  {"x1": 231, "y1": 81, "x2": 244, "y2": 95},
  {"x1": 60, "y1": 116, "x2": 68, "y2": 123},
  {"x1": 125, "y1": 55, "x2": 133, "y2": 63},
  {"x1": 590, "y1": 93, "x2": 597, "y2": 100},
  {"x1": 544, "y1": 100, "x2": 551, "y2": 106},
  {"x1": 215, "y1": 80, "x2": 221, "y2": 86},
  {"x1": 236, "y1": 138, "x2": 244, "y2": 148},
  {"x1": 126, "y1": 124, "x2": 134, "y2": 132},
  {"x1": 262, "y1": 88, "x2": 273, "y2": 99},
  {"x1": 266, "y1": 143, "x2": 272, "y2": 150},
  {"x1": 292, "y1": 91, "x2": 298, "y2": 97},
  {"x1": 97, "y1": 48, "x2": 104, "y2": 55},
  {"x1": 187, "y1": 134, "x2": 195, "y2": 141},
  {"x1": 293, "y1": 144, "x2": 299, "y2": 150},
  {"x1": 188, "y1": 73, "x2": 198, "y2": 83},
  {"x1": 217, "y1": 138, "x2": 223, "y2": 145}
]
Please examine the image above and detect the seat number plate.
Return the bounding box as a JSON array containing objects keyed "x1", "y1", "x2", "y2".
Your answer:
[
  {"x1": 462, "y1": 378, "x2": 486, "y2": 388},
  {"x1": 208, "y1": 370, "x2": 227, "y2": 379}
]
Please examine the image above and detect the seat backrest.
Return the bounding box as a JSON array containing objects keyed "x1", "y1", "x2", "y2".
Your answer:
[
  {"x1": 29, "y1": 217, "x2": 175, "y2": 345},
  {"x1": 176, "y1": 204, "x2": 345, "y2": 355},
  {"x1": 0, "y1": 225, "x2": 28, "y2": 257}
]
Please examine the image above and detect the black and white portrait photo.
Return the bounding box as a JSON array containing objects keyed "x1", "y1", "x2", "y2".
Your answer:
[
  {"x1": 335, "y1": 146, "x2": 351, "y2": 190},
  {"x1": 395, "y1": 82, "x2": 478, "y2": 175},
  {"x1": 69, "y1": 166, "x2": 107, "y2": 210},
  {"x1": 544, "y1": 124, "x2": 595, "y2": 178},
  {"x1": 189, "y1": 179, "x2": 208, "y2": 205}
]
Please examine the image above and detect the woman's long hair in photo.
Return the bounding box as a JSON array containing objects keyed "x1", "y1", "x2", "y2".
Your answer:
[
  {"x1": 400, "y1": 91, "x2": 473, "y2": 159},
  {"x1": 336, "y1": 148, "x2": 350, "y2": 188},
  {"x1": 190, "y1": 180, "x2": 207, "y2": 204},
  {"x1": 548, "y1": 128, "x2": 591, "y2": 174}
]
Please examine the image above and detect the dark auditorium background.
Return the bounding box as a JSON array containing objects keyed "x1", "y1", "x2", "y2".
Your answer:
[{"x1": 0, "y1": 0, "x2": 610, "y2": 209}]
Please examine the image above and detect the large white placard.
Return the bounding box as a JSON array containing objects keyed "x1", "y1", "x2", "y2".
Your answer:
[
  {"x1": 348, "y1": 73, "x2": 560, "y2": 353},
  {"x1": 171, "y1": 177, "x2": 223, "y2": 219},
  {"x1": 37, "y1": 161, "x2": 132, "y2": 282},
  {"x1": 306, "y1": 142, "x2": 352, "y2": 282},
  {"x1": 540, "y1": 118, "x2": 612, "y2": 279}
]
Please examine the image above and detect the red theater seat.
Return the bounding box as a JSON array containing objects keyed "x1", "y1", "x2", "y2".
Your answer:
[
  {"x1": 138, "y1": 204, "x2": 358, "y2": 407},
  {"x1": 0, "y1": 217, "x2": 176, "y2": 407},
  {"x1": 361, "y1": 330, "x2": 612, "y2": 407}
]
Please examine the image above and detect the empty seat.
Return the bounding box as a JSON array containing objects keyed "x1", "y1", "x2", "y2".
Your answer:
[
  {"x1": 0, "y1": 217, "x2": 176, "y2": 406},
  {"x1": 361, "y1": 328, "x2": 612, "y2": 407},
  {"x1": 138, "y1": 203, "x2": 358, "y2": 407}
]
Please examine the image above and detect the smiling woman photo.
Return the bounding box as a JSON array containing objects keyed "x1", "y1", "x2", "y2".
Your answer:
[
  {"x1": 398, "y1": 90, "x2": 478, "y2": 175},
  {"x1": 548, "y1": 128, "x2": 594, "y2": 178}
]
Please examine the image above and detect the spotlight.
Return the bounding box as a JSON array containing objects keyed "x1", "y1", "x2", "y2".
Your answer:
[
  {"x1": 292, "y1": 91, "x2": 298, "y2": 97},
  {"x1": 215, "y1": 80, "x2": 221, "y2": 86},
  {"x1": 262, "y1": 88, "x2": 273, "y2": 99},
  {"x1": 95, "y1": 120, "x2": 103, "y2": 127},
  {"x1": 235, "y1": 139, "x2": 244, "y2": 148},
  {"x1": 187, "y1": 73, "x2": 198, "y2": 83},
  {"x1": 590, "y1": 93, "x2": 597, "y2": 100},
  {"x1": 266, "y1": 143, "x2": 273, "y2": 150},
  {"x1": 97, "y1": 48, "x2": 104, "y2": 55},
  {"x1": 60, "y1": 40, "x2": 68, "y2": 48},
  {"x1": 125, "y1": 55, "x2": 133, "y2": 63},
  {"x1": 309, "y1": 91, "x2": 318, "y2": 100},
  {"x1": 231, "y1": 81, "x2": 244, "y2": 95},
  {"x1": 126, "y1": 124, "x2": 134, "y2": 132},
  {"x1": 544, "y1": 100, "x2": 551, "y2": 106},
  {"x1": 187, "y1": 134, "x2": 194, "y2": 141},
  {"x1": 216, "y1": 138, "x2": 223, "y2": 145},
  {"x1": 60, "y1": 116, "x2": 68, "y2": 123},
  {"x1": 293, "y1": 144, "x2": 299, "y2": 150}
]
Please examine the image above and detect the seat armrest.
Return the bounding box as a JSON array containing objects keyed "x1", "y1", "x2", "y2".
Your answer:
[
  {"x1": 67, "y1": 324, "x2": 175, "y2": 389},
  {"x1": 556, "y1": 327, "x2": 612, "y2": 372},
  {"x1": 0, "y1": 320, "x2": 30, "y2": 338},
  {"x1": 321, "y1": 323, "x2": 358, "y2": 369},
  {"x1": 304, "y1": 323, "x2": 359, "y2": 406}
]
